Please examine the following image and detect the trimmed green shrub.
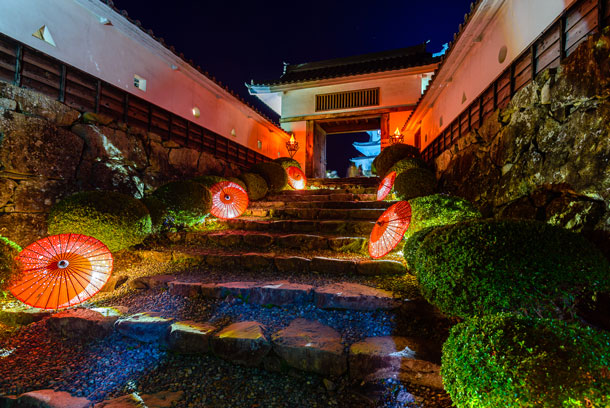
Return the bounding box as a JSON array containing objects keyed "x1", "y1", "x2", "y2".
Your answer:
[
  {"x1": 393, "y1": 168, "x2": 437, "y2": 201},
  {"x1": 237, "y1": 172, "x2": 268, "y2": 201},
  {"x1": 404, "y1": 194, "x2": 481, "y2": 241},
  {"x1": 273, "y1": 157, "x2": 301, "y2": 169},
  {"x1": 0, "y1": 236, "x2": 21, "y2": 296},
  {"x1": 152, "y1": 181, "x2": 212, "y2": 227},
  {"x1": 442, "y1": 313, "x2": 610, "y2": 407},
  {"x1": 227, "y1": 177, "x2": 247, "y2": 191},
  {"x1": 403, "y1": 226, "x2": 438, "y2": 271},
  {"x1": 48, "y1": 191, "x2": 152, "y2": 252},
  {"x1": 191, "y1": 175, "x2": 227, "y2": 188},
  {"x1": 249, "y1": 162, "x2": 288, "y2": 193},
  {"x1": 416, "y1": 219, "x2": 610, "y2": 318},
  {"x1": 388, "y1": 157, "x2": 426, "y2": 176},
  {"x1": 140, "y1": 195, "x2": 168, "y2": 233},
  {"x1": 372, "y1": 143, "x2": 420, "y2": 177}
]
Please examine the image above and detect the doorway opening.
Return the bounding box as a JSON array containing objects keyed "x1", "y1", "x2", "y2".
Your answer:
[{"x1": 325, "y1": 130, "x2": 380, "y2": 178}]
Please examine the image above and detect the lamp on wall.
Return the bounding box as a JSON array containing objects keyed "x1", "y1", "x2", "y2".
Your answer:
[
  {"x1": 286, "y1": 134, "x2": 299, "y2": 158},
  {"x1": 391, "y1": 127, "x2": 404, "y2": 145}
]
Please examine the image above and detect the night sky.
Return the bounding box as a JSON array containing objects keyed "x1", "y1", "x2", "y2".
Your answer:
[{"x1": 112, "y1": 0, "x2": 474, "y2": 172}]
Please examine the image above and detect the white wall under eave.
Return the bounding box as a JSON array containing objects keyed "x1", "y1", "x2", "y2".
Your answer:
[
  {"x1": 280, "y1": 73, "x2": 427, "y2": 119},
  {"x1": 0, "y1": 0, "x2": 287, "y2": 155},
  {"x1": 414, "y1": 0, "x2": 576, "y2": 150}
]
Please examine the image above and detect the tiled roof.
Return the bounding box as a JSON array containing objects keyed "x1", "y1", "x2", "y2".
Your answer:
[
  {"x1": 251, "y1": 43, "x2": 439, "y2": 87},
  {"x1": 98, "y1": 0, "x2": 282, "y2": 128}
]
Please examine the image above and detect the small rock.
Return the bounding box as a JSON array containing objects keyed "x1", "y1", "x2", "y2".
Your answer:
[
  {"x1": 211, "y1": 321, "x2": 271, "y2": 366},
  {"x1": 140, "y1": 390, "x2": 184, "y2": 407},
  {"x1": 93, "y1": 393, "x2": 145, "y2": 407},
  {"x1": 323, "y1": 378, "x2": 336, "y2": 392}
]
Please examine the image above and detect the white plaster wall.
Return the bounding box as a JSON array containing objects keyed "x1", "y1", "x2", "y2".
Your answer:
[
  {"x1": 0, "y1": 0, "x2": 287, "y2": 154},
  {"x1": 415, "y1": 0, "x2": 577, "y2": 149},
  {"x1": 281, "y1": 73, "x2": 427, "y2": 119}
]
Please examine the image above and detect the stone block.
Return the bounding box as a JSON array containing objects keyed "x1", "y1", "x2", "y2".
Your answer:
[
  {"x1": 274, "y1": 256, "x2": 311, "y2": 273},
  {"x1": 168, "y1": 281, "x2": 203, "y2": 298},
  {"x1": 356, "y1": 260, "x2": 406, "y2": 276},
  {"x1": 310, "y1": 257, "x2": 356, "y2": 275},
  {"x1": 211, "y1": 321, "x2": 271, "y2": 366},
  {"x1": 205, "y1": 254, "x2": 241, "y2": 268},
  {"x1": 242, "y1": 233, "x2": 274, "y2": 248},
  {"x1": 17, "y1": 390, "x2": 91, "y2": 408},
  {"x1": 240, "y1": 253, "x2": 273, "y2": 271},
  {"x1": 271, "y1": 319, "x2": 346, "y2": 377},
  {"x1": 115, "y1": 312, "x2": 174, "y2": 343},
  {"x1": 248, "y1": 281, "x2": 314, "y2": 306},
  {"x1": 168, "y1": 321, "x2": 216, "y2": 354},
  {"x1": 207, "y1": 232, "x2": 242, "y2": 247},
  {"x1": 314, "y1": 283, "x2": 401, "y2": 310},
  {"x1": 349, "y1": 336, "x2": 442, "y2": 389},
  {"x1": 46, "y1": 308, "x2": 117, "y2": 341}
]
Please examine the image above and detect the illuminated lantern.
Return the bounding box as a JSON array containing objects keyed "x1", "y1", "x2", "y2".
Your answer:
[
  {"x1": 286, "y1": 134, "x2": 299, "y2": 158},
  {"x1": 368, "y1": 201, "x2": 412, "y2": 259},
  {"x1": 9, "y1": 234, "x2": 113, "y2": 310},
  {"x1": 376, "y1": 171, "x2": 396, "y2": 201},
  {"x1": 286, "y1": 166, "x2": 307, "y2": 190},
  {"x1": 209, "y1": 181, "x2": 249, "y2": 219}
]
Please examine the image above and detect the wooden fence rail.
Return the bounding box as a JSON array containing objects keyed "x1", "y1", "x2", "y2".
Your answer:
[
  {"x1": 421, "y1": 0, "x2": 610, "y2": 163},
  {"x1": 0, "y1": 33, "x2": 270, "y2": 169}
]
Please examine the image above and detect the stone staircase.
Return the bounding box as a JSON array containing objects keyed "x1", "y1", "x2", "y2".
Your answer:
[{"x1": 0, "y1": 178, "x2": 453, "y2": 407}]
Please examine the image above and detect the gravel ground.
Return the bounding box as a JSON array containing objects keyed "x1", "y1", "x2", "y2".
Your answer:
[{"x1": 0, "y1": 320, "x2": 452, "y2": 407}]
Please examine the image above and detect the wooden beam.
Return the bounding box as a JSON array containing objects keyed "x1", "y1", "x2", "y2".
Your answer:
[
  {"x1": 305, "y1": 120, "x2": 315, "y2": 178},
  {"x1": 280, "y1": 104, "x2": 416, "y2": 123}
]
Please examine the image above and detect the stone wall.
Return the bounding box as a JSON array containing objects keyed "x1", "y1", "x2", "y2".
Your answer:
[
  {"x1": 435, "y1": 30, "x2": 610, "y2": 254},
  {"x1": 0, "y1": 82, "x2": 241, "y2": 246}
]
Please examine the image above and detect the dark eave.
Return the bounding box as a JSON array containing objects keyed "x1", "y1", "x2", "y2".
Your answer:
[{"x1": 251, "y1": 43, "x2": 439, "y2": 87}]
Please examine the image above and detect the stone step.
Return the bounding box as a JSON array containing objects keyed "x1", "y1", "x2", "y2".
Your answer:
[
  {"x1": 97, "y1": 311, "x2": 442, "y2": 389},
  {"x1": 182, "y1": 230, "x2": 371, "y2": 254},
  {"x1": 165, "y1": 280, "x2": 402, "y2": 311},
  {"x1": 264, "y1": 192, "x2": 377, "y2": 202},
  {"x1": 216, "y1": 218, "x2": 375, "y2": 235},
  {"x1": 309, "y1": 177, "x2": 380, "y2": 188},
  {"x1": 132, "y1": 248, "x2": 406, "y2": 277},
  {"x1": 250, "y1": 200, "x2": 396, "y2": 210},
  {"x1": 273, "y1": 208, "x2": 385, "y2": 221}
]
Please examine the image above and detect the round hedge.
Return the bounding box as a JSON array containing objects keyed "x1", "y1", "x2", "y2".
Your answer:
[
  {"x1": 237, "y1": 172, "x2": 268, "y2": 201},
  {"x1": 273, "y1": 157, "x2": 301, "y2": 169},
  {"x1": 442, "y1": 313, "x2": 610, "y2": 407},
  {"x1": 48, "y1": 191, "x2": 152, "y2": 252},
  {"x1": 191, "y1": 175, "x2": 227, "y2": 188},
  {"x1": 403, "y1": 226, "x2": 438, "y2": 271},
  {"x1": 227, "y1": 177, "x2": 247, "y2": 191},
  {"x1": 416, "y1": 219, "x2": 610, "y2": 318},
  {"x1": 372, "y1": 143, "x2": 420, "y2": 177},
  {"x1": 404, "y1": 194, "x2": 481, "y2": 241},
  {"x1": 393, "y1": 168, "x2": 437, "y2": 201},
  {"x1": 140, "y1": 195, "x2": 168, "y2": 233},
  {"x1": 388, "y1": 157, "x2": 426, "y2": 176},
  {"x1": 0, "y1": 236, "x2": 21, "y2": 295},
  {"x1": 249, "y1": 162, "x2": 288, "y2": 193},
  {"x1": 152, "y1": 181, "x2": 212, "y2": 227}
]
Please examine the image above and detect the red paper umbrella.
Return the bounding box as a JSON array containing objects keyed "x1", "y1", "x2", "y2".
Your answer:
[
  {"x1": 210, "y1": 181, "x2": 249, "y2": 219},
  {"x1": 286, "y1": 166, "x2": 307, "y2": 190},
  {"x1": 9, "y1": 234, "x2": 113, "y2": 310},
  {"x1": 377, "y1": 171, "x2": 397, "y2": 201},
  {"x1": 368, "y1": 201, "x2": 412, "y2": 259}
]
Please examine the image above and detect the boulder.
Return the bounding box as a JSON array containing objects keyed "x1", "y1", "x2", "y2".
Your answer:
[
  {"x1": 16, "y1": 390, "x2": 90, "y2": 408},
  {"x1": 114, "y1": 312, "x2": 174, "y2": 343},
  {"x1": 211, "y1": 321, "x2": 271, "y2": 366},
  {"x1": 349, "y1": 336, "x2": 442, "y2": 390},
  {"x1": 168, "y1": 321, "x2": 216, "y2": 354},
  {"x1": 314, "y1": 283, "x2": 401, "y2": 310},
  {"x1": 100, "y1": 275, "x2": 128, "y2": 293},
  {"x1": 128, "y1": 275, "x2": 175, "y2": 290},
  {"x1": 46, "y1": 308, "x2": 117, "y2": 341},
  {"x1": 271, "y1": 318, "x2": 347, "y2": 377},
  {"x1": 0, "y1": 305, "x2": 51, "y2": 326}
]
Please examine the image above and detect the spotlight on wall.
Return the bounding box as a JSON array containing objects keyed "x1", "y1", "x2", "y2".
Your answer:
[
  {"x1": 390, "y1": 128, "x2": 404, "y2": 145},
  {"x1": 192, "y1": 107, "x2": 200, "y2": 118}
]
